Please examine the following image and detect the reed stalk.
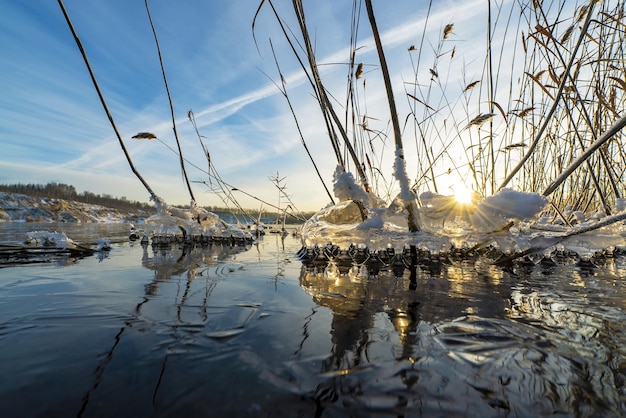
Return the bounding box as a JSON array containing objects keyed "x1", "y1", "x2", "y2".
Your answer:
[
  {"x1": 57, "y1": 0, "x2": 158, "y2": 202},
  {"x1": 144, "y1": 0, "x2": 196, "y2": 203},
  {"x1": 266, "y1": 40, "x2": 335, "y2": 204},
  {"x1": 291, "y1": 0, "x2": 371, "y2": 193},
  {"x1": 543, "y1": 113, "x2": 626, "y2": 197},
  {"x1": 498, "y1": 1, "x2": 596, "y2": 192},
  {"x1": 260, "y1": 0, "x2": 624, "y2": 221},
  {"x1": 486, "y1": 0, "x2": 495, "y2": 195},
  {"x1": 364, "y1": 0, "x2": 420, "y2": 232},
  {"x1": 263, "y1": 1, "x2": 380, "y2": 193}
]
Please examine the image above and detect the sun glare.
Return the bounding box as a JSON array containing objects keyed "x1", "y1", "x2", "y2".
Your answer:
[{"x1": 454, "y1": 187, "x2": 473, "y2": 205}]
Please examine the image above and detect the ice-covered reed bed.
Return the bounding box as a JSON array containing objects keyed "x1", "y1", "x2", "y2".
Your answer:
[
  {"x1": 141, "y1": 198, "x2": 254, "y2": 248},
  {"x1": 298, "y1": 181, "x2": 626, "y2": 267},
  {"x1": 260, "y1": 0, "x2": 626, "y2": 263}
]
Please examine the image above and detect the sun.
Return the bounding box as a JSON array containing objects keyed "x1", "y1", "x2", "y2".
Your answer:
[{"x1": 454, "y1": 186, "x2": 474, "y2": 205}]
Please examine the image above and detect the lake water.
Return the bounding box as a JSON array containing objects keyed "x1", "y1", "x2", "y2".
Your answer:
[{"x1": 1, "y1": 222, "x2": 625, "y2": 417}]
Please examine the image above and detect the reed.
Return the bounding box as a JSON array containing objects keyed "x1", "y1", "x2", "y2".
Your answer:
[
  {"x1": 364, "y1": 0, "x2": 420, "y2": 232},
  {"x1": 57, "y1": 0, "x2": 158, "y2": 202},
  {"x1": 265, "y1": 40, "x2": 335, "y2": 204},
  {"x1": 144, "y1": 0, "x2": 196, "y2": 203},
  {"x1": 65, "y1": 0, "x2": 625, "y2": 230},
  {"x1": 254, "y1": 0, "x2": 375, "y2": 192},
  {"x1": 261, "y1": 0, "x2": 625, "y2": 225}
]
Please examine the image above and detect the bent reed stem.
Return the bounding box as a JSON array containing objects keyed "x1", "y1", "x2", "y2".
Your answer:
[
  {"x1": 144, "y1": 0, "x2": 195, "y2": 203},
  {"x1": 57, "y1": 0, "x2": 158, "y2": 202}
]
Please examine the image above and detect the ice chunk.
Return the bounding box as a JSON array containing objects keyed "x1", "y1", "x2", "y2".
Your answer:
[
  {"x1": 25, "y1": 231, "x2": 74, "y2": 248},
  {"x1": 471, "y1": 189, "x2": 547, "y2": 230}
]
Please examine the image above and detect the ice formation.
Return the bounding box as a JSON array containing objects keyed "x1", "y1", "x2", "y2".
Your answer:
[
  {"x1": 96, "y1": 238, "x2": 112, "y2": 251},
  {"x1": 300, "y1": 180, "x2": 626, "y2": 266},
  {"x1": 143, "y1": 198, "x2": 254, "y2": 245},
  {"x1": 25, "y1": 231, "x2": 76, "y2": 249}
]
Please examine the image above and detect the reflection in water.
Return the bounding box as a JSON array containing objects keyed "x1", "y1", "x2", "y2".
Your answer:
[
  {"x1": 78, "y1": 242, "x2": 252, "y2": 417},
  {"x1": 298, "y1": 258, "x2": 626, "y2": 416},
  {"x1": 266, "y1": 234, "x2": 289, "y2": 290},
  {"x1": 140, "y1": 243, "x2": 250, "y2": 295}
]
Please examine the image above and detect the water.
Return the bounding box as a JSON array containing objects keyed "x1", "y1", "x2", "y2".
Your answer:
[{"x1": 1, "y1": 222, "x2": 625, "y2": 417}]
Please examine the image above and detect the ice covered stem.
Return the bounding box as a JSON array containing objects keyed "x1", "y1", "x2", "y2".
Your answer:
[
  {"x1": 152, "y1": 195, "x2": 168, "y2": 215},
  {"x1": 332, "y1": 166, "x2": 369, "y2": 221},
  {"x1": 365, "y1": 0, "x2": 420, "y2": 232},
  {"x1": 394, "y1": 152, "x2": 421, "y2": 232}
]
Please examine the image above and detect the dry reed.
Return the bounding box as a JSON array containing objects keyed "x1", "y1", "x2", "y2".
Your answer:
[{"x1": 258, "y1": 0, "x2": 625, "y2": 227}]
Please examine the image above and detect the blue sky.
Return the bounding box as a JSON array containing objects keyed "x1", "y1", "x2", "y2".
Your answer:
[{"x1": 1, "y1": 0, "x2": 496, "y2": 212}]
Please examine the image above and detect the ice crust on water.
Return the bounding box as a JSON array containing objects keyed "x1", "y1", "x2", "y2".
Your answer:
[
  {"x1": 24, "y1": 231, "x2": 113, "y2": 252},
  {"x1": 25, "y1": 231, "x2": 76, "y2": 248},
  {"x1": 144, "y1": 198, "x2": 253, "y2": 240},
  {"x1": 301, "y1": 181, "x2": 626, "y2": 260},
  {"x1": 21, "y1": 197, "x2": 255, "y2": 252}
]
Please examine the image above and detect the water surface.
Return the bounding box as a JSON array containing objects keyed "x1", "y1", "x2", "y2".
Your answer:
[{"x1": 1, "y1": 222, "x2": 625, "y2": 417}]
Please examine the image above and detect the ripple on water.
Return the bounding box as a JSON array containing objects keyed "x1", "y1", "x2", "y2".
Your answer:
[{"x1": 254, "y1": 313, "x2": 626, "y2": 417}]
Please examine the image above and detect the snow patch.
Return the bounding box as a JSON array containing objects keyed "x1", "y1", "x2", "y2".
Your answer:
[{"x1": 332, "y1": 166, "x2": 370, "y2": 206}]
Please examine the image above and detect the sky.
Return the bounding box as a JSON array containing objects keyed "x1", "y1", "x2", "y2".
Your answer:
[{"x1": 1, "y1": 0, "x2": 510, "y2": 213}]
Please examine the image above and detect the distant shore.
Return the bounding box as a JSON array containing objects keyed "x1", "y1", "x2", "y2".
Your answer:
[{"x1": 0, "y1": 192, "x2": 148, "y2": 223}]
